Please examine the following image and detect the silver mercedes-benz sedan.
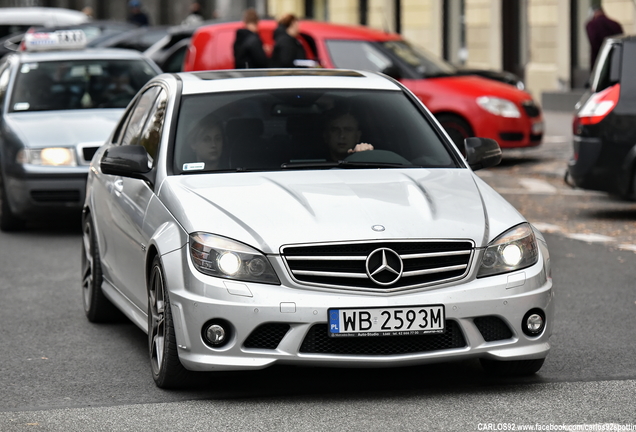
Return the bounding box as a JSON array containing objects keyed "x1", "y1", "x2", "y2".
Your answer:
[{"x1": 82, "y1": 69, "x2": 554, "y2": 389}]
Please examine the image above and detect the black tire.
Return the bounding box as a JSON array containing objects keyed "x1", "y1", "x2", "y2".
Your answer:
[
  {"x1": 148, "y1": 256, "x2": 192, "y2": 389},
  {"x1": 0, "y1": 175, "x2": 25, "y2": 232},
  {"x1": 480, "y1": 358, "x2": 545, "y2": 376},
  {"x1": 81, "y1": 215, "x2": 119, "y2": 322},
  {"x1": 436, "y1": 114, "x2": 474, "y2": 154}
]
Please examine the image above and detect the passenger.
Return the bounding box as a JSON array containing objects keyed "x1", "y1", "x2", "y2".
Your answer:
[
  {"x1": 271, "y1": 14, "x2": 306, "y2": 68},
  {"x1": 189, "y1": 120, "x2": 225, "y2": 169},
  {"x1": 233, "y1": 8, "x2": 269, "y2": 69},
  {"x1": 322, "y1": 108, "x2": 374, "y2": 161}
]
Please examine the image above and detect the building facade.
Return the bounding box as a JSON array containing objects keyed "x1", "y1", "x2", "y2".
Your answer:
[{"x1": 2, "y1": 0, "x2": 633, "y2": 102}]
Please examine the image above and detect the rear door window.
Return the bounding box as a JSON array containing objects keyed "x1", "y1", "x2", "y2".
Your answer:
[{"x1": 590, "y1": 42, "x2": 621, "y2": 93}]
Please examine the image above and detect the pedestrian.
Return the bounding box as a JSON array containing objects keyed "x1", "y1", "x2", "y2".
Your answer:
[
  {"x1": 233, "y1": 8, "x2": 269, "y2": 69},
  {"x1": 127, "y1": 0, "x2": 150, "y2": 27},
  {"x1": 82, "y1": 6, "x2": 94, "y2": 19},
  {"x1": 271, "y1": 14, "x2": 306, "y2": 68},
  {"x1": 586, "y1": 2, "x2": 623, "y2": 69},
  {"x1": 182, "y1": 2, "x2": 204, "y2": 27}
]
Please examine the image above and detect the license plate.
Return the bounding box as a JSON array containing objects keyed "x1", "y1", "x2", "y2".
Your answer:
[{"x1": 328, "y1": 305, "x2": 445, "y2": 337}]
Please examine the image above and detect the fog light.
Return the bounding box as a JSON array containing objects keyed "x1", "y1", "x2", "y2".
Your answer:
[
  {"x1": 522, "y1": 309, "x2": 545, "y2": 336},
  {"x1": 202, "y1": 321, "x2": 231, "y2": 347}
]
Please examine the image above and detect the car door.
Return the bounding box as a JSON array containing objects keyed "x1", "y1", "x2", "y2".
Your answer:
[{"x1": 98, "y1": 85, "x2": 163, "y2": 307}]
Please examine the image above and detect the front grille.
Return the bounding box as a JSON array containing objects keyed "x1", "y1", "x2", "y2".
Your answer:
[
  {"x1": 282, "y1": 240, "x2": 473, "y2": 292},
  {"x1": 81, "y1": 146, "x2": 100, "y2": 164},
  {"x1": 530, "y1": 133, "x2": 543, "y2": 142},
  {"x1": 474, "y1": 316, "x2": 513, "y2": 342},
  {"x1": 522, "y1": 101, "x2": 541, "y2": 118},
  {"x1": 499, "y1": 132, "x2": 524, "y2": 142},
  {"x1": 244, "y1": 323, "x2": 290, "y2": 349},
  {"x1": 299, "y1": 321, "x2": 466, "y2": 355},
  {"x1": 31, "y1": 190, "x2": 80, "y2": 203}
]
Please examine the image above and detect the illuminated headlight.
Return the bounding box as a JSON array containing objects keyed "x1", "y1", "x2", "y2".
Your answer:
[
  {"x1": 16, "y1": 148, "x2": 77, "y2": 166},
  {"x1": 478, "y1": 223, "x2": 539, "y2": 277},
  {"x1": 476, "y1": 96, "x2": 521, "y2": 118},
  {"x1": 189, "y1": 232, "x2": 280, "y2": 284}
]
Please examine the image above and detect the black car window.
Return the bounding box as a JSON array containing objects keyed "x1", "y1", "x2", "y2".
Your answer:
[
  {"x1": 120, "y1": 86, "x2": 161, "y2": 147},
  {"x1": 173, "y1": 88, "x2": 458, "y2": 174},
  {"x1": 138, "y1": 89, "x2": 168, "y2": 163},
  {"x1": 8, "y1": 59, "x2": 157, "y2": 112},
  {"x1": 590, "y1": 42, "x2": 621, "y2": 93},
  {"x1": 381, "y1": 41, "x2": 456, "y2": 77}
]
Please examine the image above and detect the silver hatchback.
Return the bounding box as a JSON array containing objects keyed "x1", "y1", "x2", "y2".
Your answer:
[{"x1": 82, "y1": 69, "x2": 554, "y2": 388}]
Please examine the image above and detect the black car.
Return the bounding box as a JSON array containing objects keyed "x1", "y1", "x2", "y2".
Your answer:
[{"x1": 568, "y1": 35, "x2": 636, "y2": 199}]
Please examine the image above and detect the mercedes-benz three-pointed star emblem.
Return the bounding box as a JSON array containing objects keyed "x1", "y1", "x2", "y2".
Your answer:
[{"x1": 365, "y1": 248, "x2": 403, "y2": 286}]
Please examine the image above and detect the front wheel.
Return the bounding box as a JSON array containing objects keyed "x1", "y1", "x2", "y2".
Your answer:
[
  {"x1": 148, "y1": 256, "x2": 192, "y2": 389},
  {"x1": 435, "y1": 114, "x2": 474, "y2": 154},
  {"x1": 0, "y1": 176, "x2": 25, "y2": 232},
  {"x1": 81, "y1": 215, "x2": 119, "y2": 322},
  {"x1": 480, "y1": 358, "x2": 545, "y2": 376}
]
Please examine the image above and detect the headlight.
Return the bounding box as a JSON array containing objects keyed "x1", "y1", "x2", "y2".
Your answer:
[
  {"x1": 189, "y1": 232, "x2": 280, "y2": 284},
  {"x1": 476, "y1": 96, "x2": 521, "y2": 118},
  {"x1": 477, "y1": 223, "x2": 538, "y2": 277},
  {"x1": 16, "y1": 148, "x2": 77, "y2": 166}
]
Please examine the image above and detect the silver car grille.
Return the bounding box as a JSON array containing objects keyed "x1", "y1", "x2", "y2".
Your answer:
[{"x1": 281, "y1": 240, "x2": 474, "y2": 292}]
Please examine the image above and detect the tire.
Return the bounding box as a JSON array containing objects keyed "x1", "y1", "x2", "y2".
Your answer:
[
  {"x1": 0, "y1": 175, "x2": 25, "y2": 232},
  {"x1": 480, "y1": 358, "x2": 545, "y2": 376},
  {"x1": 435, "y1": 114, "x2": 474, "y2": 154},
  {"x1": 148, "y1": 256, "x2": 192, "y2": 389},
  {"x1": 81, "y1": 215, "x2": 119, "y2": 322}
]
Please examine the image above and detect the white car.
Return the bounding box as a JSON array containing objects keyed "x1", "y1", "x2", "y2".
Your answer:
[{"x1": 82, "y1": 69, "x2": 554, "y2": 389}]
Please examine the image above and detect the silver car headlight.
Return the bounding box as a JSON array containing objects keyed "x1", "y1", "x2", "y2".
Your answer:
[
  {"x1": 189, "y1": 232, "x2": 280, "y2": 284},
  {"x1": 477, "y1": 223, "x2": 538, "y2": 277},
  {"x1": 16, "y1": 147, "x2": 77, "y2": 166},
  {"x1": 476, "y1": 96, "x2": 521, "y2": 118}
]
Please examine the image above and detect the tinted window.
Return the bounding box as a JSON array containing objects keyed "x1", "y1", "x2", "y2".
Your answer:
[
  {"x1": 590, "y1": 42, "x2": 621, "y2": 93},
  {"x1": 381, "y1": 41, "x2": 456, "y2": 77},
  {"x1": 173, "y1": 89, "x2": 457, "y2": 174},
  {"x1": 326, "y1": 40, "x2": 393, "y2": 72},
  {"x1": 121, "y1": 86, "x2": 161, "y2": 147},
  {"x1": 139, "y1": 89, "x2": 168, "y2": 162},
  {"x1": 9, "y1": 59, "x2": 157, "y2": 112}
]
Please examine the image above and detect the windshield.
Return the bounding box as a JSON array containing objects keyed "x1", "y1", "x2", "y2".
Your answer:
[
  {"x1": 381, "y1": 41, "x2": 456, "y2": 77},
  {"x1": 9, "y1": 59, "x2": 157, "y2": 112},
  {"x1": 173, "y1": 89, "x2": 458, "y2": 174}
]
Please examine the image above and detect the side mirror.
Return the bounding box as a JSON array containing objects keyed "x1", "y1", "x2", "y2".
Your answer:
[
  {"x1": 100, "y1": 145, "x2": 155, "y2": 183},
  {"x1": 464, "y1": 137, "x2": 502, "y2": 170},
  {"x1": 381, "y1": 64, "x2": 402, "y2": 80}
]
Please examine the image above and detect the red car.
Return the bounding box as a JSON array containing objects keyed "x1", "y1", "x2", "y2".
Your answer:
[{"x1": 183, "y1": 20, "x2": 543, "y2": 150}]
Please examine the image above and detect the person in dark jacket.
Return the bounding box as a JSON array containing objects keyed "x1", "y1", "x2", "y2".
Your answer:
[
  {"x1": 127, "y1": 0, "x2": 150, "y2": 27},
  {"x1": 586, "y1": 3, "x2": 623, "y2": 68},
  {"x1": 233, "y1": 8, "x2": 269, "y2": 69},
  {"x1": 271, "y1": 14, "x2": 306, "y2": 68}
]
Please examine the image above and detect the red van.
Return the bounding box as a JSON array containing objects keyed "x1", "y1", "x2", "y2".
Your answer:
[{"x1": 183, "y1": 20, "x2": 543, "y2": 150}]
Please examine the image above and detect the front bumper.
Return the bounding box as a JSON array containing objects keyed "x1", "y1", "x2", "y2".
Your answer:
[
  {"x1": 3, "y1": 165, "x2": 88, "y2": 218},
  {"x1": 161, "y1": 246, "x2": 554, "y2": 372}
]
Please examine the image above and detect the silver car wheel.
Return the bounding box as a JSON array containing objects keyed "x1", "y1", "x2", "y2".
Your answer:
[{"x1": 149, "y1": 262, "x2": 166, "y2": 377}]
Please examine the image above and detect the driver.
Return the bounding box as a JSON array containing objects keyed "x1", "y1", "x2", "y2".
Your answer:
[{"x1": 323, "y1": 108, "x2": 374, "y2": 161}]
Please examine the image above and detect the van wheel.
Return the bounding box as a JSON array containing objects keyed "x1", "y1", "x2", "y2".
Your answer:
[
  {"x1": 436, "y1": 114, "x2": 473, "y2": 153},
  {"x1": 480, "y1": 358, "x2": 545, "y2": 376},
  {"x1": 0, "y1": 176, "x2": 24, "y2": 232}
]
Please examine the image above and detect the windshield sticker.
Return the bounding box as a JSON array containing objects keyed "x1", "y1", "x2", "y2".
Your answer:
[
  {"x1": 20, "y1": 63, "x2": 38, "y2": 73},
  {"x1": 183, "y1": 162, "x2": 205, "y2": 171},
  {"x1": 13, "y1": 102, "x2": 30, "y2": 111}
]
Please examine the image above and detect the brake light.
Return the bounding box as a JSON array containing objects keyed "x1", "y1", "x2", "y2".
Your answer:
[{"x1": 577, "y1": 83, "x2": 620, "y2": 125}]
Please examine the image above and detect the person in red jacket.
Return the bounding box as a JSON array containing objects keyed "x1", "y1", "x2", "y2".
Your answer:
[{"x1": 586, "y1": 4, "x2": 623, "y2": 69}]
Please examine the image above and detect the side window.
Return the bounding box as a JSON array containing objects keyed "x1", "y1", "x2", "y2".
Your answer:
[
  {"x1": 325, "y1": 40, "x2": 392, "y2": 72},
  {"x1": 591, "y1": 42, "x2": 621, "y2": 93},
  {"x1": 120, "y1": 86, "x2": 161, "y2": 147},
  {"x1": 138, "y1": 89, "x2": 168, "y2": 163}
]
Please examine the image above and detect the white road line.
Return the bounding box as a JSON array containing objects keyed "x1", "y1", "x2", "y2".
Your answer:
[
  {"x1": 531, "y1": 222, "x2": 562, "y2": 233},
  {"x1": 518, "y1": 178, "x2": 558, "y2": 194},
  {"x1": 542, "y1": 135, "x2": 569, "y2": 143},
  {"x1": 566, "y1": 233, "x2": 616, "y2": 243}
]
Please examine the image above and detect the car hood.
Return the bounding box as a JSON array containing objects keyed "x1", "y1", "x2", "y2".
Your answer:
[
  {"x1": 160, "y1": 169, "x2": 525, "y2": 254},
  {"x1": 4, "y1": 109, "x2": 124, "y2": 148}
]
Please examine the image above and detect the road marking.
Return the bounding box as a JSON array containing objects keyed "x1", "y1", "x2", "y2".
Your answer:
[
  {"x1": 617, "y1": 244, "x2": 636, "y2": 252},
  {"x1": 566, "y1": 233, "x2": 615, "y2": 243},
  {"x1": 518, "y1": 178, "x2": 558, "y2": 194},
  {"x1": 543, "y1": 135, "x2": 568, "y2": 143},
  {"x1": 531, "y1": 222, "x2": 562, "y2": 233}
]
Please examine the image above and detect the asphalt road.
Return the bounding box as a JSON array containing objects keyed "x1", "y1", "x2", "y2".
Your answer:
[{"x1": 0, "y1": 111, "x2": 635, "y2": 431}]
